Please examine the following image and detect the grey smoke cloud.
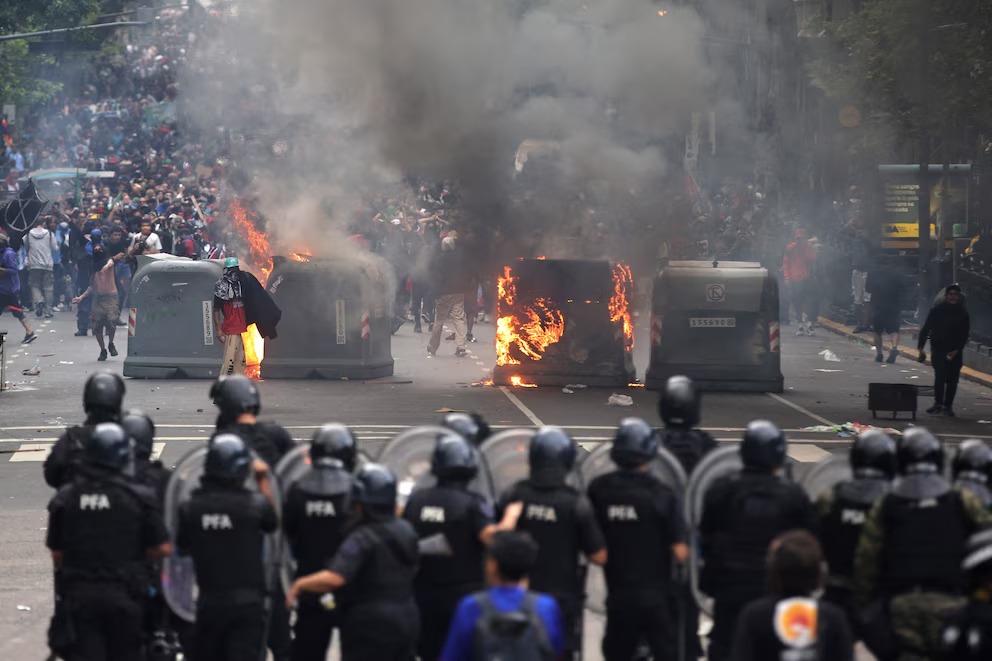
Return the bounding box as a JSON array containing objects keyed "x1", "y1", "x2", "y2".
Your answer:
[{"x1": 182, "y1": 0, "x2": 715, "y2": 262}]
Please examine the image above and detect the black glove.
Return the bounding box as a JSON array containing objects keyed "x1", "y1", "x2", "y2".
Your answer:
[{"x1": 918, "y1": 350, "x2": 926, "y2": 363}]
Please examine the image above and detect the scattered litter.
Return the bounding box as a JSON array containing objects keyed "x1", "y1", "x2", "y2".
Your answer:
[
  {"x1": 59, "y1": 361, "x2": 74, "y2": 365},
  {"x1": 16, "y1": 605, "x2": 30, "y2": 612},
  {"x1": 978, "y1": 420, "x2": 992, "y2": 425},
  {"x1": 562, "y1": 388, "x2": 575, "y2": 394},
  {"x1": 39, "y1": 354, "x2": 54, "y2": 357},
  {"x1": 819, "y1": 349, "x2": 840, "y2": 362},
  {"x1": 21, "y1": 360, "x2": 40, "y2": 376},
  {"x1": 196, "y1": 409, "x2": 203, "y2": 413},
  {"x1": 607, "y1": 394, "x2": 634, "y2": 407},
  {"x1": 801, "y1": 422, "x2": 901, "y2": 436},
  {"x1": 435, "y1": 408, "x2": 463, "y2": 413},
  {"x1": 909, "y1": 376, "x2": 919, "y2": 379},
  {"x1": 565, "y1": 384, "x2": 588, "y2": 390},
  {"x1": 813, "y1": 369, "x2": 842, "y2": 373}
]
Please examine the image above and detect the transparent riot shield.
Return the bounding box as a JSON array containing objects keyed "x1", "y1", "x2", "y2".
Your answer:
[
  {"x1": 579, "y1": 443, "x2": 688, "y2": 615},
  {"x1": 799, "y1": 454, "x2": 851, "y2": 503},
  {"x1": 162, "y1": 446, "x2": 284, "y2": 623},
  {"x1": 479, "y1": 428, "x2": 585, "y2": 501},
  {"x1": 684, "y1": 445, "x2": 742, "y2": 615},
  {"x1": 273, "y1": 445, "x2": 372, "y2": 593}
]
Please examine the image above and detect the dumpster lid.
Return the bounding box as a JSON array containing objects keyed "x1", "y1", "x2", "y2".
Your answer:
[
  {"x1": 667, "y1": 260, "x2": 763, "y2": 269},
  {"x1": 659, "y1": 262, "x2": 769, "y2": 312}
]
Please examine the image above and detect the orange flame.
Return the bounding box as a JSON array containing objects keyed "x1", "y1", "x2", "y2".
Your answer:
[
  {"x1": 226, "y1": 200, "x2": 272, "y2": 380},
  {"x1": 610, "y1": 263, "x2": 635, "y2": 350},
  {"x1": 509, "y1": 375, "x2": 538, "y2": 388},
  {"x1": 495, "y1": 266, "x2": 565, "y2": 366},
  {"x1": 290, "y1": 253, "x2": 311, "y2": 262},
  {"x1": 628, "y1": 382, "x2": 645, "y2": 388}
]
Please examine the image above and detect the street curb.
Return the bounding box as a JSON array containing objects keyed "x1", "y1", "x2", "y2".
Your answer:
[{"x1": 817, "y1": 317, "x2": 992, "y2": 390}]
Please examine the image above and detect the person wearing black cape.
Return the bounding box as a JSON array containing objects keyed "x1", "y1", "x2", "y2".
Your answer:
[{"x1": 213, "y1": 256, "x2": 281, "y2": 376}]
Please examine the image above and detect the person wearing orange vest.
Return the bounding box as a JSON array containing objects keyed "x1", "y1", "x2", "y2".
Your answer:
[{"x1": 782, "y1": 228, "x2": 818, "y2": 336}]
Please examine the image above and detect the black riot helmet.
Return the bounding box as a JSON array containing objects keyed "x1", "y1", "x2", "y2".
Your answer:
[
  {"x1": 84, "y1": 422, "x2": 131, "y2": 471},
  {"x1": 850, "y1": 429, "x2": 897, "y2": 479},
  {"x1": 205, "y1": 433, "x2": 252, "y2": 483},
  {"x1": 659, "y1": 375, "x2": 700, "y2": 428},
  {"x1": 310, "y1": 424, "x2": 358, "y2": 471},
  {"x1": 442, "y1": 412, "x2": 488, "y2": 446},
  {"x1": 953, "y1": 440, "x2": 992, "y2": 484},
  {"x1": 611, "y1": 417, "x2": 660, "y2": 469},
  {"x1": 210, "y1": 375, "x2": 260, "y2": 417},
  {"x1": 740, "y1": 419, "x2": 787, "y2": 470},
  {"x1": 897, "y1": 427, "x2": 944, "y2": 475},
  {"x1": 83, "y1": 371, "x2": 125, "y2": 420},
  {"x1": 352, "y1": 463, "x2": 397, "y2": 508},
  {"x1": 121, "y1": 410, "x2": 156, "y2": 462},
  {"x1": 529, "y1": 426, "x2": 577, "y2": 472},
  {"x1": 431, "y1": 431, "x2": 480, "y2": 481}
]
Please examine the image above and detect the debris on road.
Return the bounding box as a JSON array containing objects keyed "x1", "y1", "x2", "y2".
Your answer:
[
  {"x1": 562, "y1": 388, "x2": 574, "y2": 394},
  {"x1": 813, "y1": 369, "x2": 842, "y2": 373},
  {"x1": 566, "y1": 384, "x2": 588, "y2": 390},
  {"x1": 819, "y1": 349, "x2": 840, "y2": 362},
  {"x1": 801, "y1": 422, "x2": 901, "y2": 436},
  {"x1": 16, "y1": 605, "x2": 30, "y2": 612},
  {"x1": 607, "y1": 394, "x2": 633, "y2": 407}
]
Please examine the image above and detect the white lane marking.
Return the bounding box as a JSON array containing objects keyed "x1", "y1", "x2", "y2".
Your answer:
[
  {"x1": 8, "y1": 442, "x2": 165, "y2": 462},
  {"x1": 498, "y1": 386, "x2": 545, "y2": 427},
  {"x1": 787, "y1": 444, "x2": 832, "y2": 463},
  {"x1": 766, "y1": 392, "x2": 835, "y2": 426}
]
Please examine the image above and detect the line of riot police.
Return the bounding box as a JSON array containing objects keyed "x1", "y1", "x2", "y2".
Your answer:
[{"x1": 41, "y1": 371, "x2": 992, "y2": 661}]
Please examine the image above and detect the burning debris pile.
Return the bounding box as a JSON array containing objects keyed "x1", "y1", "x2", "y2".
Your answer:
[{"x1": 494, "y1": 258, "x2": 635, "y2": 387}]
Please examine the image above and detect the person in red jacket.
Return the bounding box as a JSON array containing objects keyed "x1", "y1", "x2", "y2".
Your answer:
[{"x1": 782, "y1": 228, "x2": 817, "y2": 336}]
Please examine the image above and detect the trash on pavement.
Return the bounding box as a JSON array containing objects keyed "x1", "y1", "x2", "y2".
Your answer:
[
  {"x1": 562, "y1": 388, "x2": 575, "y2": 394},
  {"x1": 978, "y1": 420, "x2": 992, "y2": 425},
  {"x1": 565, "y1": 384, "x2": 588, "y2": 390},
  {"x1": 819, "y1": 349, "x2": 840, "y2": 362},
  {"x1": 59, "y1": 361, "x2": 74, "y2": 365},
  {"x1": 801, "y1": 421, "x2": 901, "y2": 436},
  {"x1": 607, "y1": 394, "x2": 634, "y2": 407},
  {"x1": 813, "y1": 369, "x2": 842, "y2": 373},
  {"x1": 16, "y1": 605, "x2": 30, "y2": 611}
]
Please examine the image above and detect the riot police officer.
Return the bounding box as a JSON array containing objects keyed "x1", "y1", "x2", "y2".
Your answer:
[
  {"x1": 816, "y1": 428, "x2": 896, "y2": 624},
  {"x1": 211, "y1": 375, "x2": 295, "y2": 468},
  {"x1": 497, "y1": 426, "x2": 607, "y2": 659},
  {"x1": 403, "y1": 431, "x2": 514, "y2": 661},
  {"x1": 283, "y1": 424, "x2": 357, "y2": 661},
  {"x1": 288, "y1": 463, "x2": 421, "y2": 661},
  {"x1": 44, "y1": 371, "x2": 125, "y2": 488},
  {"x1": 940, "y1": 529, "x2": 992, "y2": 660},
  {"x1": 176, "y1": 433, "x2": 279, "y2": 661},
  {"x1": 441, "y1": 411, "x2": 492, "y2": 447},
  {"x1": 953, "y1": 440, "x2": 992, "y2": 508},
  {"x1": 46, "y1": 422, "x2": 172, "y2": 661},
  {"x1": 122, "y1": 410, "x2": 170, "y2": 506},
  {"x1": 586, "y1": 417, "x2": 689, "y2": 661},
  {"x1": 658, "y1": 375, "x2": 717, "y2": 475},
  {"x1": 698, "y1": 419, "x2": 816, "y2": 661},
  {"x1": 854, "y1": 427, "x2": 992, "y2": 660},
  {"x1": 211, "y1": 374, "x2": 294, "y2": 660}
]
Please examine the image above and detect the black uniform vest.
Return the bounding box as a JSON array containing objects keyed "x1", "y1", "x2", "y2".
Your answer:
[
  {"x1": 288, "y1": 467, "x2": 352, "y2": 576},
  {"x1": 822, "y1": 478, "x2": 889, "y2": 581},
  {"x1": 405, "y1": 485, "x2": 487, "y2": 591},
  {"x1": 346, "y1": 520, "x2": 418, "y2": 605}
]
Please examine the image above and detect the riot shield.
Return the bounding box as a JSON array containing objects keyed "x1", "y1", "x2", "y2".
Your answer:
[
  {"x1": 799, "y1": 454, "x2": 851, "y2": 502},
  {"x1": 273, "y1": 445, "x2": 372, "y2": 593},
  {"x1": 579, "y1": 443, "x2": 688, "y2": 616},
  {"x1": 162, "y1": 445, "x2": 284, "y2": 623},
  {"x1": 376, "y1": 425, "x2": 495, "y2": 507},
  {"x1": 480, "y1": 428, "x2": 585, "y2": 498},
  {"x1": 684, "y1": 444, "x2": 742, "y2": 615}
]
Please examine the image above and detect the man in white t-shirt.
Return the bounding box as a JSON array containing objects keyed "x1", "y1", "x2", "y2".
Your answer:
[{"x1": 127, "y1": 219, "x2": 162, "y2": 260}]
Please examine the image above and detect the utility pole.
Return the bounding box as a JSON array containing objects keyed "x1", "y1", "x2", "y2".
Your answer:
[{"x1": 916, "y1": 0, "x2": 932, "y2": 312}]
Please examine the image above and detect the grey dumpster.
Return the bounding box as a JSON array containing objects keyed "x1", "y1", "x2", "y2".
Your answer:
[
  {"x1": 261, "y1": 256, "x2": 394, "y2": 379},
  {"x1": 123, "y1": 255, "x2": 225, "y2": 378},
  {"x1": 645, "y1": 260, "x2": 783, "y2": 392}
]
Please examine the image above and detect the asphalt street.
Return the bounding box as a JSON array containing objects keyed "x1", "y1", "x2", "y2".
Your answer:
[{"x1": 1, "y1": 305, "x2": 989, "y2": 659}]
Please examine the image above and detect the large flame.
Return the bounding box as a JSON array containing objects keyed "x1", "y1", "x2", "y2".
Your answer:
[
  {"x1": 495, "y1": 266, "x2": 565, "y2": 366},
  {"x1": 227, "y1": 200, "x2": 272, "y2": 380},
  {"x1": 610, "y1": 263, "x2": 635, "y2": 350}
]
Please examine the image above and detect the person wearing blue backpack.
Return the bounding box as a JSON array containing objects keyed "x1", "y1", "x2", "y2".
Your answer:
[{"x1": 441, "y1": 530, "x2": 564, "y2": 661}]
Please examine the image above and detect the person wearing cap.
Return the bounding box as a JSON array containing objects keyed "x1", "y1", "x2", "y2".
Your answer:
[
  {"x1": 918, "y1": 284, "x2": 971, "y2": 417},
  {"x1": 213, "y1": 257, "x2": 249, "y2": 377},
  {"x1": 0, "y1": 231, "x2": 37, "y2": 344}
]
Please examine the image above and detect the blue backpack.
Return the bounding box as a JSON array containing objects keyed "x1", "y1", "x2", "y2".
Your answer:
[{"x1": 471, "y1": 591, "x2": 554, "y2": 661}]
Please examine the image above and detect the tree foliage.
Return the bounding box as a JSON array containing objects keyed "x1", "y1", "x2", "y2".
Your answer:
[{"x1": 810, "y1": 0, "x2": 992, "y2": 153}]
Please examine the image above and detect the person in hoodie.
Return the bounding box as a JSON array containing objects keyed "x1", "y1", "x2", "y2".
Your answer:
[
  {"x1": 26, "y1": 216, "x2": 59, "y2": 318},
  {"x1": 918, "y1": 284, "x2": 971, "y2": 417},
  {"x1": 0, "y1": 231, "x2": 37, "y2": 344}
]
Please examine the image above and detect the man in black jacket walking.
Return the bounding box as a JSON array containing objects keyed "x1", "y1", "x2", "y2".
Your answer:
[{"x1": 918, "y1": 284, "x2": 970, "y2": 417}]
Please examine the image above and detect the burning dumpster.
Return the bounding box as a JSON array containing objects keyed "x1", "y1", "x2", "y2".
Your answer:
[
  {"x1": 645, "y1": 260, "x2": 783, "y2": 393},
  {"x1": 260, "y1": 255, "x2": 395, "y2": 379},
  {"x1": 492, "y1": 258, "x2": 634, "y2": 387},
  {"x1": 123, "y1": 255, "x2": 226, "y2": 378}
]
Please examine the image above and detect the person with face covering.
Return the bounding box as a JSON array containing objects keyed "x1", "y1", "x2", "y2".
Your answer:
[
  {"x1": 72, "y1": 244, "x2": 119, "y2": 361},
  {"x1": 213, "y1": 257, "x2": 249, "y2": 376}
]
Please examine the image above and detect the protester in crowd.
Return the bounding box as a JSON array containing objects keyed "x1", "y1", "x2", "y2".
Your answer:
[
  {"x1": 25, "y1": 216, "x2": 58, "y2": 318},
  {"x1": 866, "y1": 258, "x2": 903, "y2": 364},
  {"x1": 428, "y1": 236, "x2": 469, "y2": 358},
  {"x1": 919, "y1": 284, "x2": 971, "y2": 418},
  {"x1": 72, "y1": 244, "x2": 120, "y2": 361},
  {"x1": 0, "y1": 232, "x2": 37, "y2": 344},
  {"x1": 782, "y1": 227, "x2": 817, "y2": 335}
]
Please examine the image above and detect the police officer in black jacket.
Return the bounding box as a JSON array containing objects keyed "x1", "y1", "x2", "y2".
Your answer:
[
  {"x1": 816, "y1": 429, "x2": 896, "y2": 627},
  {"x1": 122, "y1": 410, "x2": 170, "y2": 507},
  {"x1": 940, "y1": 529, "x2": 992, "y2": 660},
  {"x1": 44, "y1": 371, "x2": 125, "y2": 488},
  {"x1": 587, "y1": 418, "x2": 690, "y2": 661},
  {"x1": 211, "y1": 374, "x2": 294, "y2": 660},
  {"x1": 699, "y1": 420, "x2": 817, "y2": 661},
  {"x1": 283, "y1": 424, "x2": 357, "y2": 661},
  {"x1": 441, "y1": 411, "x2": 492, "y2": 447},
  {"x1": 403, "y1": 431, "x2": 518, "y2": 661},
  {"x1": 953, "y1": 440, "x2": 992, "y2": 509},
  {"x1": 176, "y1": 433, "x2": 279, "y2": 661},
  {"x1": 498, "y1": 426, "x2": 607, "y2": 659},
  {"x1": 288, "y1": 463, "x2": 421, "y2": 661},
  {"x1": 46, "y1": 422, "x2": 172, "y2": 661},
  {"x1": 658, "y1": 375, "x2": 717, "y2": 476}
]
